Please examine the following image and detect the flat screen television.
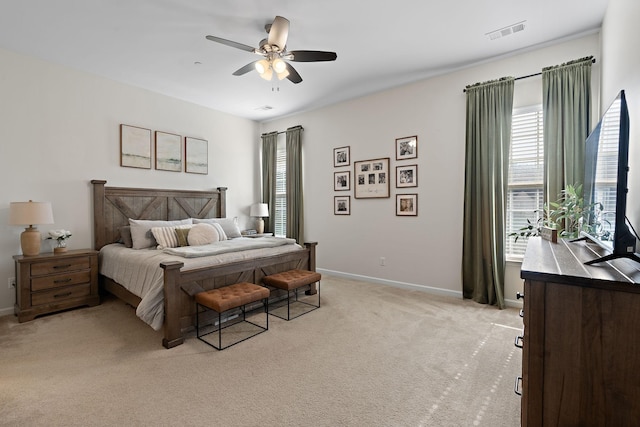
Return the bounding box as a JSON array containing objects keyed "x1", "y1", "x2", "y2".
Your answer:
[{"x1": 581, "y1": 90, "x2": 640, "y2": 265}]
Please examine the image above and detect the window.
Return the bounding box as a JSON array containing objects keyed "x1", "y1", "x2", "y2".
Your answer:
[
  {"x1": 592, "y1": 99, "x2": 621, "y2": 238},
  {"x1": 274, "y1": 136, "x2": 287, "y2": 237},
  {"x1": 505, "y1": 106, "x2": 544, "y2": 258}
]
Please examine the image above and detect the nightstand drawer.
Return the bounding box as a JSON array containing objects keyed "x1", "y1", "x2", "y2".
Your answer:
[
  {"x1": 31, "y1": 283, "x2": 91, "y2": 306},
  {"x1": 31, "y1": 270, "x2": 91, "y2": 292},
  {"x1": 30, "y1": 256, "x2": 91, "y2": 276}
]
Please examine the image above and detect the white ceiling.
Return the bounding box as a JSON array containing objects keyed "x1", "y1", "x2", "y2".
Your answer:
[{"x1": 0, "y1": 0, "x2": 608, "y2": 122}]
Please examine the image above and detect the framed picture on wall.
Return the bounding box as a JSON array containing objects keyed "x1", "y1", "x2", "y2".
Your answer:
[
  {"x1": 334, "y1": 171, "x2": 351, "y2": 191},
  {"x1": 396, "y1": 194, "x2": 418, "y2": 216},
  {"x1": 334, "y1": 146, "x2": 350, "y2": 167},
  {"x1": 120, "y1": 124, "x2": 152, "y2": 169},
  {"x1": 185, "y1": 137, "x2": 208, "y2": 174},
  {"x1": 334, "y1": 196, "x2": 351, "y2": 215},
  {"x1": 354, "y1": 157, "x2": 390, "y2": 198},
  {"x1": 396, "y1": 164, "x2": 418, "y2": 188},
  {"x1": 396, "y1": 135, "x2": 418, "y2": 160},
  {"x1": 155, "y1": 131, "x2": 182, "y2": 172}
]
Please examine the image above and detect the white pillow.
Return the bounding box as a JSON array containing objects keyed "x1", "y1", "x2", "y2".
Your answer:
[
  {"x1": 187, "y1": 223, "x2": 220, "y2": 246},
  {"x1": 129, "y1": 218, "x2": 192, "y2": 249},
  {"x1": 193, "y1": 217, "x2": 241, "y2": 238},
  {"x1": 151, "y1": 225, "x2": 192, "y2": 249}
]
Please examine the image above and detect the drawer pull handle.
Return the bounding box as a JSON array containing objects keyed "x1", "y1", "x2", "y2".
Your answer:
[
  {"x1": 53, "y1": 264, "x2": 72, "y2": 269},
  {"x1": 519, "y1": 308, "x2": 524, "y2": 318},
  {"x1": 54, "y1": 278, "x2": 73, "y2": 284},
  {"x1": 54, "y1": 292, "x2": 72, "y2": 298},
  {"x1": 514, "y1": 376, "x2": 522, "y2": 396},
  {"x1": 514, "y1": 334, "x2": 524, "y2": 348},
  {"x1": 516, "y1": 292, "x2": 524, "y2": 300}
]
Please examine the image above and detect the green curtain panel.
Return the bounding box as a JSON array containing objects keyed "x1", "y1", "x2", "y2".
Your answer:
[
  {"x1": 462, "y1": 77, "x2": 514, "y2": 309},
  {"x1": 285, "y1": 126, "x2": 304, "y2": 244},
  {"x1": 542, "y1": 56, "x2": 592, "y2": 205},
  {"x1": 261, "y1": 131, "x2": 278, "y2": 233}
]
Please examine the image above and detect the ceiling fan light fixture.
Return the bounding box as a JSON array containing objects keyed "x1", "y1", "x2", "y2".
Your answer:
[
  {"x1": 259, "y1": 67, "x2": 273, "y2": 81},
  {"x1": 272, "y1": 58, "x2": 287, "y2": 73},
  {"x1": 276, "y1": 69, "x2": 290, "y2": 80},
  {"x1": 255, "y1": 59, "x2": 270, "y2": 75}
]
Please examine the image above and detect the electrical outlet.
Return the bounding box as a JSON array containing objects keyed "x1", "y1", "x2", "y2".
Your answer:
[
  {"x1": 380, "y1": 257, "x2": 386, "y2": 266},
  {"x1": 8, "y1": 277, "x2": 16, "y2": 289}
]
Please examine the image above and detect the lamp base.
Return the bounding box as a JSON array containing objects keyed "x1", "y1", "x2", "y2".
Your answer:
[
  {"x1": 21, "y1": 226, "x2": 41, "y2": 256},
  {"x1": 256, "y1": 218, "x2": 265, "y2": 235}
]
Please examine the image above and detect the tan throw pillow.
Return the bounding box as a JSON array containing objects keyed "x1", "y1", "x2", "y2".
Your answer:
[{"x1": 187, "y1": 223, "x2": 220, "y2": 246}]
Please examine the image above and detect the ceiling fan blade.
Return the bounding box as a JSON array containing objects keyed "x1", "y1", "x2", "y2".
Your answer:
[
  {"x1": 232, "y1": 62, "x2": 258, "y2": 76},
  {"x1": 267, "y1": 16, "x2": 290, "y2": 51},
  {"x1": 285, "y1": 63, "x2": 303, "y2": 84},
  {"x1": 205, "y1": 35, "x2": 256, "y2": 53},
  {"x1": 289, "y1": 50, "x2": 337, "y2": 62}
]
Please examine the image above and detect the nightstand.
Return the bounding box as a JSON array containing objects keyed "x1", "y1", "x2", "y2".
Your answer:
[{"x1": 14, "y1": 249, "x2": 100, "y2": 322}]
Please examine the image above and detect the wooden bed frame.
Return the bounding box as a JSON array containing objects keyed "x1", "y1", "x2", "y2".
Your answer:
[{"x1": 91, "y1": 180, "x2": 317, "y2": 349}]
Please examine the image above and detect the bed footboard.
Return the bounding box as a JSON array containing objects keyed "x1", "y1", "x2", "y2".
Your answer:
[{"x1": 160, "y1": 242, "x2": 317, "y2": 349}]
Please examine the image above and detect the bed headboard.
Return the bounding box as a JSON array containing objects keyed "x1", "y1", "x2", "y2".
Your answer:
[{"x1": 91, "y1": 180, "x2": 227, "y2": 250}]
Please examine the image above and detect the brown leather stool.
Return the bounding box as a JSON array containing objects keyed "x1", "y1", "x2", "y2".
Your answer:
[
  {"x1": 262, "y1": 269, "x2": 321, "y2": 320},
  {"x1": 195, "y1": 282, "x2": 269, "y2": 350}
]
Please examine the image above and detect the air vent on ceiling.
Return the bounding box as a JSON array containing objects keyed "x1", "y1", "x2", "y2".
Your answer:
[
  {"x1": 486, "y1": 21, "x2": 526, "y2": 40},
  {"x1": 255, "y1": 105, "x2": 274, "y2": 111}
]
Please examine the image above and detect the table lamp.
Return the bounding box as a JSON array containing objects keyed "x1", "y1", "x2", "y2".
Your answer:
[
  {"x1": 249, "y1": 203, "x2": 269, "y2": 234},
  {"x1": 9, "y1": 200, "x2": 55, "y2": 256}
]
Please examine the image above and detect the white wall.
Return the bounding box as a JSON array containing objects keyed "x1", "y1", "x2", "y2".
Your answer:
[
  {"x1": 0, "y1": 47, "x2": 259, "y2": 314},
  {"x1": 601, "y1": 0, "x2": 640, "y2": 250},
  {"x1": 262, "y1": 34, "x2": 600, "y2": 306}
]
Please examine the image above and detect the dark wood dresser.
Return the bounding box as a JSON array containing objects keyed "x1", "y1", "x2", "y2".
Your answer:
[
  {"x1": 14, "y1": 249, "x2": 100, "y2": 322},
  {"x1": 518, "y1": 237, "x2": 640, "y2": 426}
]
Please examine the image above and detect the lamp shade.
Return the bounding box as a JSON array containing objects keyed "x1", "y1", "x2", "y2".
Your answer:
[
  {"x1": 250, "y1": 203, "x2": 269, "y2": 218},
  {"x1": 9, "y1": 201, "x2": 54, "y2": 226}
]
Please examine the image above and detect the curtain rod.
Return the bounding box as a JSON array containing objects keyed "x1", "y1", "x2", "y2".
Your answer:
[
  {"x1": 462, "y1": 57, "x2": 596, "y2": 93},
  {"x1": 261, "y1": 126, "x2": 304, "y2": 136}
]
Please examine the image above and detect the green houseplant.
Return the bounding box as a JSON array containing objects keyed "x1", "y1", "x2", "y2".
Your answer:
[{"x1": 510, "y1": 184, "x2": 600, "y2": 242}]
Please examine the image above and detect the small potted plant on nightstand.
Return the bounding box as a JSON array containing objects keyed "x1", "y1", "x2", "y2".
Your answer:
[{"x1": 48, "y1": 229, "x2": 72, "y2": 253}]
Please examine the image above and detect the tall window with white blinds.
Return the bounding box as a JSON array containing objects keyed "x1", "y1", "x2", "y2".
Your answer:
[
  {"x1": 274, "y1": 137, "x2": 287, "y2": 237},
  {"x1": 506, "y1": 106, "x2": 544, "y2": 258}
]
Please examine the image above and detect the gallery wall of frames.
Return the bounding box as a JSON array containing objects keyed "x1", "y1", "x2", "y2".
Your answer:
[{"x1": 332, "y1": 135, "x2": 418, "y2": 217}]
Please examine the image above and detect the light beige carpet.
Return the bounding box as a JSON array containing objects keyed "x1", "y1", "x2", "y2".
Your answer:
[{"x1": 0, "y1": 276, "x2": 522, "y2": 426}]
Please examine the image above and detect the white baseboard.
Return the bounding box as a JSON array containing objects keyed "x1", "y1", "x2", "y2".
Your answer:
[
  {"x1": 317, "y1": 268, "x2": 524, "y2": 309},
  {"x1": 504, "y1": 298, "x2": 523, "y2": 309},
  {"x1": 0, "y1": 306, "x2": 15, "y2": 317},
  {"x1": 317, "y1": 268, "x2": 463, "y2": 298}
]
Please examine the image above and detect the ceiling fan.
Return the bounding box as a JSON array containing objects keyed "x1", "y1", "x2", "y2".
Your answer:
[{"x1": 205, "y1": 16, "x2": 337, "y2": 84}]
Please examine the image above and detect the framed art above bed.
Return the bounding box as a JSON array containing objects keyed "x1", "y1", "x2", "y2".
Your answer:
[
  {"x1": 120, "y1": 124, "x2": 152, "y2": 169},
  {"x1": 185, "y1": 137, "x2": 208, "y2": 174},
  {"x1": 155, "y1": 131, "x2": 182, "y2": 172}
]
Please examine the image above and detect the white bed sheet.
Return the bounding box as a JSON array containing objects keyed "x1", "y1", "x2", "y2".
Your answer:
[{"x1": 99, "y1": 239, "x2": 303, "y2": 330}]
